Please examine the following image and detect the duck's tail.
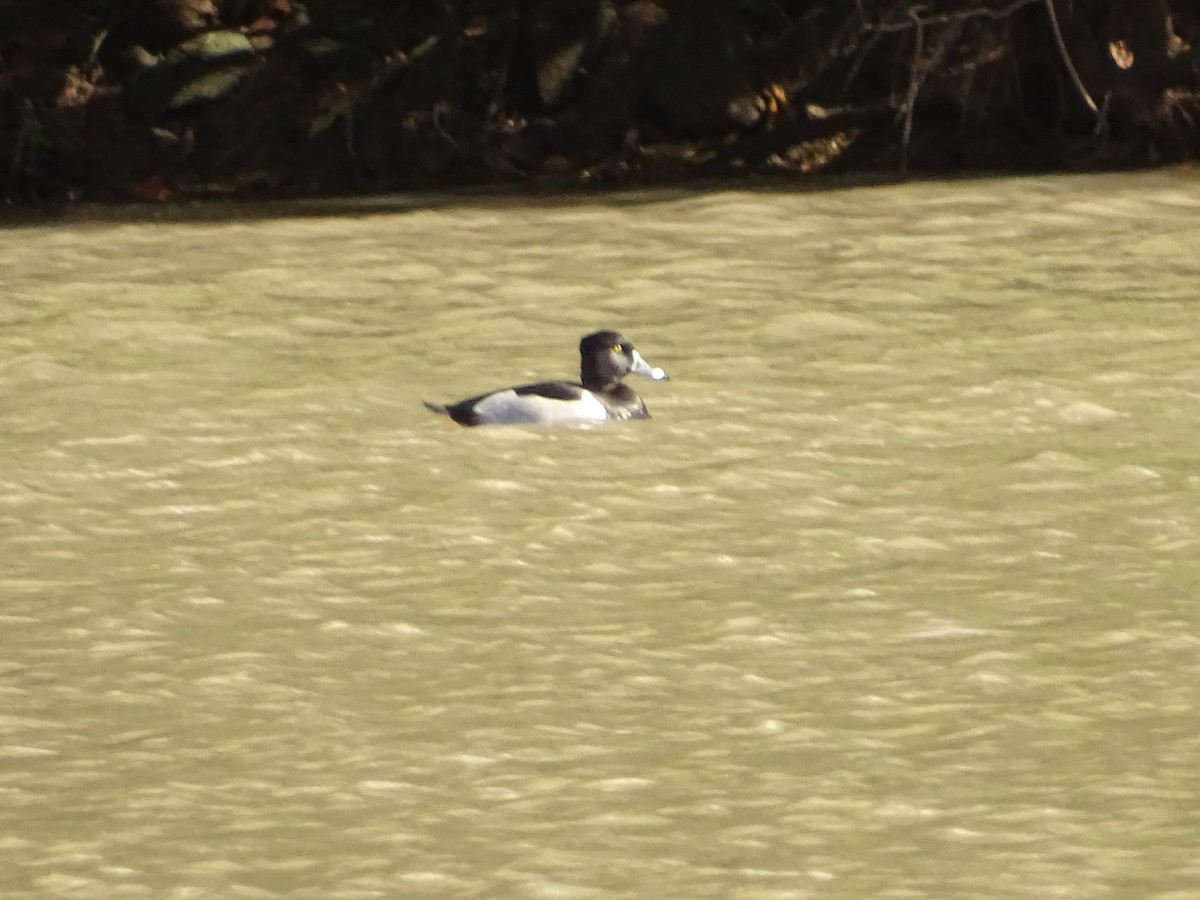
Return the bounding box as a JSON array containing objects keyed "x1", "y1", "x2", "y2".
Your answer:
[{"x1": 422, "y1": 400, "x2": 450, "y2": 416}]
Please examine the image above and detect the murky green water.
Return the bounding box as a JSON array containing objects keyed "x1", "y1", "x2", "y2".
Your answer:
[{"x1": 3, "y1": 173, "x2": 1199, "y2": 899}]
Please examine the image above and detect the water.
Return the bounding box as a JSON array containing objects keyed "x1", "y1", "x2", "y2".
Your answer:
[{"x1": 2, "y1": 173, "x2": 1199, "y2": 898}]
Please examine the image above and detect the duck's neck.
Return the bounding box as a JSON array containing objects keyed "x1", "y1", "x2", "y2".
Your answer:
[{"x1": 580, "y1": 360, "x2": 612, "y2": 392}]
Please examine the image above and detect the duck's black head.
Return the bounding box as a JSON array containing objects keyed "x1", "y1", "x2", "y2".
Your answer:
[{"x1": 578, "y1": 330, "x2": 669, "y2": 391}]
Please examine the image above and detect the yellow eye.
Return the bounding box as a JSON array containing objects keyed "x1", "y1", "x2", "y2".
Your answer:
[{"x1": 612, "y1": 343, "x2": 623, "y2": 353}]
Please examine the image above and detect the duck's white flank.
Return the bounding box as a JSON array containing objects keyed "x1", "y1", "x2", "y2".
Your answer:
[{"x1": 472, "y1": 389, "x2": 608, "y2": 425}]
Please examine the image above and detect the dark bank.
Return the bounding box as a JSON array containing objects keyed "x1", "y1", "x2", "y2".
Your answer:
[{"x1": 3, "y1": 0, "x2": 1198, "y2": 204}]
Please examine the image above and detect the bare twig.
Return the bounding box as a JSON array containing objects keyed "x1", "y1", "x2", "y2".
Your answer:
[
  {"x1": 845, "y1": 0, "x2": 912, "y2": 93},
  {"x1": 900, "y1": 8, "x2": 925, "y2": 175},
  {"x1": 869, "y1": 0, "x2": 1039, "y2": 34},
  {"x1": 1043, "y1": 0, "x2": 1098, "y2": 113}
]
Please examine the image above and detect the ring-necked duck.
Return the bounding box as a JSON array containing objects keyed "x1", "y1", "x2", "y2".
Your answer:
[{"x1": 423, "y1": 330, "x2": 670, "y2": 426}]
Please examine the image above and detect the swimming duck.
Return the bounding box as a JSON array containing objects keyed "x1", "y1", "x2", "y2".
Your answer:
[{"x1": 423, "y1": 330, "x2": 670, "y2": 426}]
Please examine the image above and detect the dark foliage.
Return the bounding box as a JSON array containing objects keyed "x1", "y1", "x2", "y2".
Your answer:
[{"x1": 2, "y1": 0, "x2": 1198, "y2": 202}]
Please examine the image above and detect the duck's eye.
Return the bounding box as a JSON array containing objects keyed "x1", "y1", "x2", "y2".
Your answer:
[{"x1": 612, "y1": 343, "x2": 624, "y2": 354}]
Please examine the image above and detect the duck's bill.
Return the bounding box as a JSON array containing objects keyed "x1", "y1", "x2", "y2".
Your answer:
[{"x1": 630, "y1": 349, "x2": 670, "y2": 381}]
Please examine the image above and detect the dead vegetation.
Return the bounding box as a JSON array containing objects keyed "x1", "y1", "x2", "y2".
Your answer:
[{"x1": 2, "y1": 0, "x2": 1198, "y2": 202}]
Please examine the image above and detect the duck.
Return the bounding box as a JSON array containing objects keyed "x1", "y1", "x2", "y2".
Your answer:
[{"x1": 423, "y1": 330, "x2": 670, "y2": 426}]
